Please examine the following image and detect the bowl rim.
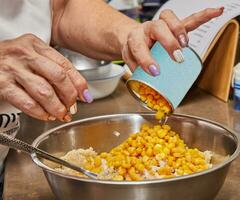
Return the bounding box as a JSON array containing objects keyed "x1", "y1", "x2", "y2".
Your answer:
[
  {"x1": 82, "y1": 63, "x2": 126, "y2": 82},
  {"x1": 31, "y1": 113, "x2": 240, "y2": 185}
]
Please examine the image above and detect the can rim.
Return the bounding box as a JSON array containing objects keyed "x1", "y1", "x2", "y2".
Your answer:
[{"x1": 126, "y1": 79, "x2": 174, "y2": 112}]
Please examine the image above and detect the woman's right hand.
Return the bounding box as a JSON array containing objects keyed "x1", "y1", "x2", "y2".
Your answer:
[{"x1": 0, "y1": 34, "x2": 92, "y2": 121}]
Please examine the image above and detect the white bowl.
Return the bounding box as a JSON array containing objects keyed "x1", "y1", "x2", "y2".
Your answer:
[
  {"x1": 81, "y1": 64, "x2": 125, "y2": 99},
  {"x1": 58, "y1": 48, "x2": 110, "y2": 71}
]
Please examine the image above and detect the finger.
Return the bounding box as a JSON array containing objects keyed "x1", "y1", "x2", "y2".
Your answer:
[
  {"x1": 183, "y1": 7, "x2": 224, "y2": 32},
  {"x1": 2, "y1": 83, "x2": 50, "y2": 121},
  {"x1": 127, "y1": 28, "x2": 160, "y2": 76},
  {"x1": 121, "y1": 43, "x2": 138, "y2": 71},
  {"x1": 14, "y1": 69, "x2": 68, "y2": 121},
  {"x1": 28, "y1": 54, "x2": 78, "y2": 109},
  {"x1": 160, "y1": 9, "x2": 188, "y2": 48},
  {"x1": 146, "y1": 21, "x2": 184, "y2": 63},
  {"x1": 66, "y1": 69, "x2": 93, "y2": 103},
  {"x1": 33, "y1": 42, "x2": 93, "y2": 103}
]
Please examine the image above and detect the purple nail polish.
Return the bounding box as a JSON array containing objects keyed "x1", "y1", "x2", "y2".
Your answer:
[
  {"x1": 148, "y1": 65, "x2": 160, "y2": 76},
  {"x1": 83, "y1": 89, "x2": 93, "y2": 103},
  {"x1": 178, "y1": 34, "x2": 188, "y2": 48}
]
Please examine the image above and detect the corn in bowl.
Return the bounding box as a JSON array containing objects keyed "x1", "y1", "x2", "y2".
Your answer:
[{"x1": 56, "y1": 123, "x2": 213, "y2": 181}]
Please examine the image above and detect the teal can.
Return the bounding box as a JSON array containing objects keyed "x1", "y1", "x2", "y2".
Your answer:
[{"x1": 126, "y1": 42, "x2": 202, "y2": 112}]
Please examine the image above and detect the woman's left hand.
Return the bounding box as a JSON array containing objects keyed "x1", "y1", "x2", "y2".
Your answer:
[{"x1": 121, "y1": 7, "x2": 224, "y2": 76}]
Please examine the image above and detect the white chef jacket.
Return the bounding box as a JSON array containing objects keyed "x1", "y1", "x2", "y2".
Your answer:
[{"x1": 0, "y1": 0, "x2": 52, "y2": 175}]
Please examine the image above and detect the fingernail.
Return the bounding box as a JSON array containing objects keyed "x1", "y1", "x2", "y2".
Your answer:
[
  {"x1": 83, "y1": 89, "x2": 93, "y2": 103},
  {"x1": 148, "y1": 65, "x2": 160, "y2": 76},
  {"x1": 64, "y1": 114, "x2": 72, "y2": 122},
  {"x1": 219, "y1": 6, "x2": 224, "y2": 11},
  {"x1": 70, "y1": 102, "x2": 77, "y2": 115},
  {"x1": 48, "y1": 116, "x2": 56, "y2": 121},
  {"x1": 178, "y1": 34, "x2": 188, "y2": 48},
  {"x1": 173, "y1": 49, "x2": 184, "y2": 63}
]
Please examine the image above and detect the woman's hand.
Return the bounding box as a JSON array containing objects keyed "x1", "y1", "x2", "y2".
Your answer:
[
  {"x1": 0, "y1": 34, "x2": 92, "y2": 121},
  {"x1": 122, "y1": 7, "x2": 224, "y2": 76}
]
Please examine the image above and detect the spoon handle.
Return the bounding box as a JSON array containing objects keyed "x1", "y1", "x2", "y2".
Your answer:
[{"x1": 0, "y1": 133, "x2": 36, "y2": 154}]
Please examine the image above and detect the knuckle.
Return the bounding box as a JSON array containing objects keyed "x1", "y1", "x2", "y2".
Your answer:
[
  {"x1": 57, "y1": 57, "x2": 72, "y2": 70},
  {"x1": 22, "y1": 33, "x2": 39, "y2": 43},
  {"x1": 0, "y1": 85, "x2": 14, "y2": 101},
  {"x1": 137, "y1": 57, "x2": 150, "y2": 68},
  {"x1": 128, "y1": 39, "x2": 141, "y2": 55},
  {"x1": 22, "y1": 100, "x2": 37, "y2": 111},
  {"x1": 0, "y1": 75, "x2": 7, "y2": 87},
  {"x1": 131, "y1": 43, "x2": 141, "y2": 55},
  {"x1": 127, "y1": 32, "x2": 135, "y2": 44},
  {"x1": 127, "y1": 27, "x2": 143, "y2": 42},
  {"x1": 173, "y1": 23, "x2": 185, "y2": 34},
  {"x1": 37, "y1": 82, "x2": 54, "y2": 100},
  {"x1": 56, "y1": 106, "x2": 66, "y2": 116},
  {"x1": 52, "y1": 68, "x2": 67, "y2": 82},
  {"x1": 0, "y1": 79, "x2": 15, "y2": 99},
  {"x1": 5, "y1": 44, "x2": 30, "y2": 56},
  {"x1": 160, "y1": 9, "x2": 172, "y2": 18},
  {"x1": 75, "y1": 78, "x2": 87, "y2": 90},
  {"x1": 154, "y1": 20, "x2": 167, "y2": 29}
]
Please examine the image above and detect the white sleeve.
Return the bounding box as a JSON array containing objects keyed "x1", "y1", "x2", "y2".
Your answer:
[
  {"x1": 0, "y1": 0, "x2": 52, "y2": 44},
  {"x1": 0, "y1": 0, "x2": 52, "y2": 114}
]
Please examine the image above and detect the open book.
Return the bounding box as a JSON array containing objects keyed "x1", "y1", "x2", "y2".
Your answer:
[{"x1": 154, "y1": 0, "x2": 240, "y2": 101}]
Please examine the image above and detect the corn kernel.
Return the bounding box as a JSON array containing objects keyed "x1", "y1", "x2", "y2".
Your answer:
[
  {"x1": 118, "y1": 167, "x2": 127, "y2": 176},
  {"x1": 157, "y1": 129, "x2": 167, "y2": 138},
  {"x1": 94, "y1": 157, "x2": 102, "y2": 167},
  {"x1": 146, "y1": 148, "x2": 153, "y2": 157},
  {"x1": 156, "y1": 110, "x2": 165, "y2": 120},
  {"x1": 136, "y1": 163, "x2": 145, "y2": 172},
  {"x1": 113, "y1": 175, "x2": 124, "y2": 181},
  {"x1": 153, "y1": 144, "x2": 162, "y2": 155}
]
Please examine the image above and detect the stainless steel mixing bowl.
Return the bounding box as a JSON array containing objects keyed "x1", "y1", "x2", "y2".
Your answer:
[{"x1": 31, "y1": 113, "x2": 240, "y2": 200}]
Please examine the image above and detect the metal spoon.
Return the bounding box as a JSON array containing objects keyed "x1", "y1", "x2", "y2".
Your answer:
[{"x1": 0, "y1": 133, "x2": 98, "y2": 179}]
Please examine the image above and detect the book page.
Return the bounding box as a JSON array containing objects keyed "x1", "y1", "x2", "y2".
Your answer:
[{"x1": 153, "y1": 0, "x2": 240, "y2": 59}]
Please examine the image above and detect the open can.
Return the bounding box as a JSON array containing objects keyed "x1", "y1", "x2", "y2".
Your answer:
[{"x1": 126, "y1": 42, "x2": 202, "y2": 112}]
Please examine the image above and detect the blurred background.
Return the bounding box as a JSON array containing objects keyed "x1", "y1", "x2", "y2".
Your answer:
[{"x1": 108, "y1": 0, "x2": 168, "y2": 22}]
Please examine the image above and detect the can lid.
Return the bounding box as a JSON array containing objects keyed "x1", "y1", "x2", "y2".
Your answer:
[{"x1": 232, "y1": 63, "x2": 240, "y2": 86}]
